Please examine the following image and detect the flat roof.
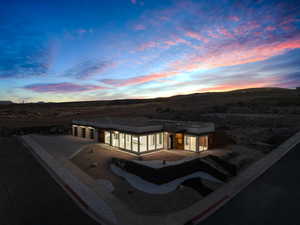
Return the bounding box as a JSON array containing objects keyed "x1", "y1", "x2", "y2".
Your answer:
[{"x1": 73, "y1": 117, "x2": 215, "y2": 134}]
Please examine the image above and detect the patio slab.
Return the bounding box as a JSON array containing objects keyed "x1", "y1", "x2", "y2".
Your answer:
[{"x1": 29, "y1": 134, "x2": 95, "y2": 160}]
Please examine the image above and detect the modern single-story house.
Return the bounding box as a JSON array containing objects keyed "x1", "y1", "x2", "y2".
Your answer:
[{"x1": 72, "y1": 117, "x2": 215, "y2": 155}]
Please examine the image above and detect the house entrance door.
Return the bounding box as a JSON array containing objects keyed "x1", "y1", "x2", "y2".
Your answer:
[
  {"x1": 175, "y1": 133, "x2": 184, "y2": 149},
  {"x1": 168, "y1": 135, "x2": 174, "y2": 149},
  {"x1": 98, "y1": 130, "x2": 105, "y2": 143}
]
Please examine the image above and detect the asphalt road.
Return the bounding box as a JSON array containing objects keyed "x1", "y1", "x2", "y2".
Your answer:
[
  {"x1": 0, "y1": 137, "x2": 100, "y2": 225},
  {"x1": 200, "y1": 142, "x2": 300, "y2": 225}
]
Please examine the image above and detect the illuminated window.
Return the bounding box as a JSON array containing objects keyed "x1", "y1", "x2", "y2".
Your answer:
[
  {"x1": 156, "y1": 133, "x2": 163, "y2": 149},
  {"x1": 132, "y1": 135, "x2": 138, "y2": 152},
  {"x1": 119, "y1": 133, "x2": 125, "y2": 149},
  {"x1": 139, "y1": 136, "x2": 147, "y2": 152},
  {"x1": 184, "y1": 135, "x2": 196, "y2": 151},
  {"x1": 125, "y1": 134, "x2": 131, "y2": 150},
  {"x1": 148, "y1": 134, "x2": 155, "y2": 150},
  {"x1": 105, "y1": 131, "x2": 111, "y2": 144},
  {"x1": 112, "y1": 131, "x2": 119, "y2": 147},
  {"x1": 185, "y1": 136, "x2": 189, "y2": 145},
  {"x1": 199, "y1": 136, "x2": 208, "y2": 151}
]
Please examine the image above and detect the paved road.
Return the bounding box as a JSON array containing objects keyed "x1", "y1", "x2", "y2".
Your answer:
[
  {"x1": 0, "y1": 137, "x2": 100, "y2": 225},
  {"x1": 200, "y1": 143, "x2": 300, "y2": 225}
]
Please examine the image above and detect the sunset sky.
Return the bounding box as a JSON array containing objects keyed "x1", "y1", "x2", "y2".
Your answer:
[{"x1": 1, "y1": 0, "x2": 300, "y2": 102}]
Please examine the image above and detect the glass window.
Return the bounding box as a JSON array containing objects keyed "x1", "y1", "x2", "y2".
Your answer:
[
  {"x1": 119, "y1": 133, "x2": 125, "y2": 149},
  {"x1": 185, "y1": 136, "x2": 189, "y2": 145},
  {"x1": 139, "y1": 136, "x2": 147, "y2": 152},
  {"x1": 184, "y1": 135, "x2": 197, "y2": 151},
  {"x1": 190, "y1": 136, "x2": 196, "y2": 151},
  {"x1": 199, "y1": 136, "x2": 208, "y2": 151},
  {"x1": 148, "y1": 134, "x2": 155, "y2": 150},
  {"x1": 156, "y1": 133, "x2": 163, "y2": 149},
  {"x1": 105, "y1": 131, "x2": 111, "y2": 145},
  {"x1": 132, "y1": 135, "x2": 138, "y2": 152},
  {"x1": 151, "y1": 135, "x2": 155, "y2": 145},
  {"x1": 125, "y1": 134, "x2": 131, "y2": 150},
  {"x1": 112, "y1": 131, "x2": 119, "y2": 147}
]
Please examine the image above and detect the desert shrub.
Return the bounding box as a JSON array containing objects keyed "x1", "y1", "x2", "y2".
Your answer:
[
  {"x1": 237, "y1": 101, "x2": 246, "y2": 107},
  {"x1": 205, "y1": 155, "x2": 237, "y2": 176},
  {"x1": 212, "y1": 105, "x2": 228, "y2": 113},
  {"x1": 156, "y1": 107, "x2": 172, "y2": 113},
  {"x1": 182, "y1": 178, "x2": 213, "y2": 196},
  {"x1": 237, "y1": 157, "x2": 253, "y2": 169}
]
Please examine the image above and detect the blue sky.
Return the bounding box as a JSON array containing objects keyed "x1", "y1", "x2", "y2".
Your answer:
[{"x1": 0, "y1": 0, "x2": 300, "y2": 102}]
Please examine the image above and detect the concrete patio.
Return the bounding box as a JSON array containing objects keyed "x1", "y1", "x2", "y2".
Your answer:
[{"x1": 29, "y1": 134, "x2": 95, "y2": 160}]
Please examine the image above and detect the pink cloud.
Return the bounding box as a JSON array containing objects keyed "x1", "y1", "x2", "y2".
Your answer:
[
  {"x1": 254, "y1": 31, "x2": 263, "y2": 37},
  {"x1": 101, "y1": 71, "x2": 179, "y2": 87},
  {"x1": 247, "y1": 21, "x2": 260, "y2": 30},
  {"x1": 77, "y1": 29, "x2": 87, "y2": 34},
  {"x1": 207, "y1": 30, "x2": 221, "y2": 39},
  {"x1": 170, "y1": 37, "x2": 300, "y2": 72},
  {"x1": 138, "y1": 36, "x2": 190, "y2": 51},
  {"x1": 233, "y1": 21, "x2": 260, "y2": 35},
  {"x1": 158, "y1": 15, "x2": 170, "y2": 21},
  {"x1": 137, "y1": 41, "x2": 159, "y2": 51},
  {"x1": 279, "y1": 16, "x2": 297, "y2": 26},
  {"x1": 164, "y1": 37, "x2": 190, "y2": 46},
  {"x1": 228, "y1": 16, "x2": 240, "y2": 22},
  {"x1": 76, "y1": 28, "x2": 93, "y2": 35},
  {"x1": 185, "y1": 31, "x2": 209, "y2": 43},
  {"x1": 134, "y1": 24, "x2": 146, "y2": 30},
  {"x1": 198, "y1": 82, "x2": 271, "y2": 93},
  {"x1": 197, "y1": 75, "x2": 284, "y2": 93},
  {"x1": 24, "y1": 82, "x2": 107, "y2": 93},
  {"x1": 281, "y1": 25, "x2": 294, "y2": 31},
  {"x1": 265, "y1": 26, "x2": 276, "y2": 31},
  {"x1": 103, "y1": 35, "x2": 300, "y2": 89},
  {"x1": 218, "y1": 27, "x2": 234, "y2": 38}
]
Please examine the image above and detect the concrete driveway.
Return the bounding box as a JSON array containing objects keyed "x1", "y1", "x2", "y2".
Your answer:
[{"x1": 29, "y1": 135, "x2": 94, "y2": 160}]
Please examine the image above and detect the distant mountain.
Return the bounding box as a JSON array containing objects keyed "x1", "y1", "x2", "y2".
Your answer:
[{"x1": 0, "y1": 101, "x2": 13, "y2": 105}]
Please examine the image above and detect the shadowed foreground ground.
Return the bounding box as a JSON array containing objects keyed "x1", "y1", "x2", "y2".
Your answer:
[
  {"x1": 200, "y1": 142, "x2": 300, "y2": 225},
  {"x1": 0, "y1": 137, "x2": 99, "y2": 225}
]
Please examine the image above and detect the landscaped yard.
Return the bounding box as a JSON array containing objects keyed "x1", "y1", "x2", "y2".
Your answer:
[
  {"x1": 27, "y1": 134, "x2": 264, "y2": 215},
  {"x1": 70, "y1": 144, "x2": 235, "y2": 214},
  {"x1": 71, "y1": 145, "x2": 209, "y2": 214}
]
